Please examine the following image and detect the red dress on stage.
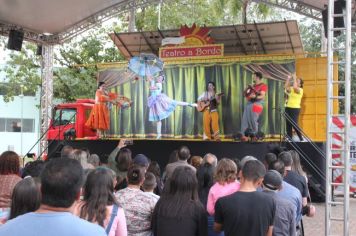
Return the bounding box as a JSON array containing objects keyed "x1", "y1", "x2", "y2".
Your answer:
[{"x1": 85, "y1": 90, "x2": 110, "y2": 130}]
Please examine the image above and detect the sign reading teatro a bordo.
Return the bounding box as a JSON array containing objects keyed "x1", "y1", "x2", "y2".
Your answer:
[{"x1": 159, "y1": 24, "x2": 224, "y2": 60}]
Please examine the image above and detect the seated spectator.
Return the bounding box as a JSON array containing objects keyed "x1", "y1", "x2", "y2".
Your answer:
[
  {"x1": 142, "y1": 172, "x2": 160, "y2": 202},
  {"x1": 9, "y1": 177, "x2": 41, "y2": 220},
  {"x1": 87, "y1": 154, "x2": 100, "y2": 168},
  {"x1": 207, "y1": 158, "x2": 240, "y2": 216},
  {"x1": 214, "y1": 160, "x2": 275, "y2": 236},
  {"x1": 146, "y1": 162, "x2": 163, "y2": 195},
  {"x1": 21, "y1": 160, "x2": 45, "y2": 178},
  {"x1": 0, "y1": 151, "x2": 22, "y2": 209},
  {"x1": 152, "y1": 166, "x2": 208, "y2": 236},
  {"x1": 115, "y1": 165, "x2": 157, "y2": 236},
  {"x1": 74, "y1": 167, "x2": 127, "y2": 236},
  {"x1": 69, "y1": 149, "x2": 94, "y2": 170},
  {"x1": 190, "y1": 155, "x2": 203, "y2": 170},
  {"x1": 262, "y1": 170, "x2": 296, "y2": 236},
  {"x1": 164, "y1": 146, "x2": 196, "y2": 182},
  {"x1": 0, "y1": 158, "x2": 106, "y2": 236}
]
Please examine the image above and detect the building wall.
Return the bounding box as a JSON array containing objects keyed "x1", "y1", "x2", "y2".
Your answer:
[{"x1": 0, "y1": 94, "x2": 40, "y2": 156}]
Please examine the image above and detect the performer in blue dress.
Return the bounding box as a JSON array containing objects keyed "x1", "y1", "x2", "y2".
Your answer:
[{"x1": 147, "y1": 72, "x2": 195, "y2": 139}]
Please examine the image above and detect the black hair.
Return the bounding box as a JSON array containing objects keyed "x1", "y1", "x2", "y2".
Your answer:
[
  {"x1": 196, "y1": 162, "x2": 214, "y2": 206},
  {"x1": 299, "y1": 78, "x2": 304, "y2": 88},
  {"x1": 264, "y1": 153, "x2": 277, "y2": 167},
  {"x1": 21, "y1": 160, "x2": 45, "y2": 178},
  {"x1": 241, "y1": 160, "x2": 266, "y2": 183},
  {"x1": 60, "y1": 145, "x2": 73, "y2": 158},
  {"x1": 254, "y1": 72, "x2": 263, "y2": 79},
  {"x1": 155, "y1": 166, "x2": 203, "y2": 218},
  {"x1": 278, "y1": 151, "x2": 293, "y2": 167},
  {"x1": 40, "y1": 158, "x2": 83, "y2": 208},
  {"x1": 269, "y1": 160, "x2": 285, "y2": 177},
  {"x1": 147, "y1": 161, "x2": 161, "y2": 178},
  {"x1": 168, "y1": 150, "x2": 179, "y2": 164},
  {"x1": 178, "y1": 146, "x2": 190, "y2": 161},
  {"x1": 9, "y1": 177, "x2": 41, "y2": 219},
  {"x1": 127, "y1": 165, "x2": 145, "y2": 185},
  {"x1": 97, "y1": 81, "x2": 105, "y2": 89},
  {"x1": 80, "y1": 167, "x2": 117, "y2": 227},
  {"x1": 206, "y1": 81, "x2": 216, "y2": 91},
  {"x1": 115, "y1": 148, "x2": 132, "y2": 172}
]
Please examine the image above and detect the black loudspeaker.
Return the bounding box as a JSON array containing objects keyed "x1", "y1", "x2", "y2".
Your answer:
[
  {"x1": 322, "y1": 0, "x2": 345, "y2": 38},
  {"x1": 7, "y1": 30, "x2": 24, "y2": 51}
]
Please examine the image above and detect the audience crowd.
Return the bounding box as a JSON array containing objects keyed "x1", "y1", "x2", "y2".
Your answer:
[{"x1": 0, "y1": 139, "x2": 315, "y2": 236}]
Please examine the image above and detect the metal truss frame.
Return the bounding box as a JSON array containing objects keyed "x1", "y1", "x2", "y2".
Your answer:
[
  {"x1": 253, "y1": 0, "x2": 323, "y2": 21},
  {"x1": 39, "y1": 45, "x2": 54, "y2": 155}
]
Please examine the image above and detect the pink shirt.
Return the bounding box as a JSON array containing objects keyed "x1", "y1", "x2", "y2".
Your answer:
[{"x1": 207, "y1": 181, "x2": 240, "y2": 216}]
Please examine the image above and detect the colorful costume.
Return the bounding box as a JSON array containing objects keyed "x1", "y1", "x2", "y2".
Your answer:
[
  {"x1": 85, "y1": 90, "x2": 110, "y2": 130},
  {"x1": 147, "y1": 80, "x2": 178, "y2": 122},
  {"x1": 198, "y1": 92, "x2": 220, "y2": 140},
  {"x1": 241, "y1": 83, "x2": 267, "y2": 135}
]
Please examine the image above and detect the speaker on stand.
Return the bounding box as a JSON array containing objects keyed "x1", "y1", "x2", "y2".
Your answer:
[{"x1": 7, "y1": 29, "x2": 24, "y2": 51}]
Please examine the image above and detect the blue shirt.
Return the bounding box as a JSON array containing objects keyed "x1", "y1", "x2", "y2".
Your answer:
[
  {"x1": 0, "y1": 212, "x2": 106, "y2": 236},
  {"x1": 277, "y1": 181, "x2": 303, "y2": 223}
]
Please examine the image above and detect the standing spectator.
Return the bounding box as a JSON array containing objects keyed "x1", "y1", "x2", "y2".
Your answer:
[
  {"x1": 147, "y1": 161, "x2": 164, "y2": 196},
  {"x1": 207, "y1": 158, "x2": 240, "y2": 236},
  {"x1": 115, "y1": 165, "x2": 157, "y2": 236},
  {"x1": 207, "y1": 158, "x2": 240, "y2": 216},
  {"x1": 202, "y1": 153, "x2": 218, "y2": 167},
  {"x1": 133, "y1": 154, "x2": 150, "y2": 169},
  {"x1": 264, "y1": 153, "x2": 277, "y2": 170},
  {"x1": 152, "y1": 166, "x2": 208, "y2": 236},
  {"x1": 9, "y1": 177, "x2": 41, "y2": 220},
  {"x1": 269, "y1": 160, "x2": 302, "y2": 224},
  {"x1": 289, "y1": 150, "x2": 308, "y2": 183},
  {"x1": 108, "y1": 139, "x2": 132, "y2": 178},
  {"x1": 87, "y1": 154, "x2": 100, "y2": 168},
  {"x1": 21, "y1": 160, "x2": 45, "y2": 178},
  {"x1": 74, "y1": 167, "x2": 127, "y2": 236},
  {"x1": 0, "y1": 158, "x2": 106, "y2": 236},
  {"x1": 262, "y1": 170, "x2": 296, "y2": 236},
  {"x1": 142, "y1": 172, "x2": 160, "y2": 202},
  {"x1": 164, "y1": 146, "x2": 195, "y2": 181},
  {"x1": 0, "y1": 151, "x2": 22, "y2": 208},
  {"x1": 60, "y1": 145, "x2": 73, "y2": 158},
  {"x1": 279, "y1": 152, "x2": 308, "y2": 208},
  {"x1": 214, "y1": 160, "x2": 275, "y2": 236},
  {"x1": 69, "y1": 149, "x2": 94, "y2": 170},
  {"x1": 161, "y1": 150, "x2": 179, "y2": 182},
  {"x1": 190, "y1": 156, "x2": 203, "y2": 170},
  {"x1": 197, "y1": 162, "x2": 215, "y2": 209}
]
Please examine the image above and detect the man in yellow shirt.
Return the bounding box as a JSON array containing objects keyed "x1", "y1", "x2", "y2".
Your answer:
[{"x1": 285, "y1": 74, "x2": 304, "y2": 141}]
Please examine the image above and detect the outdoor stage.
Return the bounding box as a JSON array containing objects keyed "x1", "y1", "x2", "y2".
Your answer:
[{"x1": 48, "y1": 138, "x2": 326, "y2": 201}]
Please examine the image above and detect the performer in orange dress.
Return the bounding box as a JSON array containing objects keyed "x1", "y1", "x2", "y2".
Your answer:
[{"x1": 85, "y1": 82, "x2": 110, "y2": 138}]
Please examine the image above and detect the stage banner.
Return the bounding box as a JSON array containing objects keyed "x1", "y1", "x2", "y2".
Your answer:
[
  {"x1": 159, "y1": 44, "x2": 224, "y2": 60},
  {"x1": 331, "y1": 116, "x2": 356, "y2": 192}
]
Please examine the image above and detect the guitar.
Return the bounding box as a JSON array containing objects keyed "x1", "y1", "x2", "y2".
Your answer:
[
  {"x1": 243, "y1": 85, "x2": 260, "y2": 101},
  {"x1": 196, "y1": 93, "x2": 224, "y2": 112}
]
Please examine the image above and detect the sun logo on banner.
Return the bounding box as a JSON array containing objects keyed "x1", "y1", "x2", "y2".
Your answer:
[{"x1": 180, "y1": 23, "x2": 214, "y2": 46}]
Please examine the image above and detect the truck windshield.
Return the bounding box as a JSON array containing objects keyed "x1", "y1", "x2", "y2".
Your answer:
[{"x1": 53, "y1": 109, "x2": 76, "y2": 126}]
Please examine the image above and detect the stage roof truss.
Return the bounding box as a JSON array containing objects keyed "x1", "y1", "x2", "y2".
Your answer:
[{"x1": 110, "y1": 20, "x2": 304, "y2": 58}]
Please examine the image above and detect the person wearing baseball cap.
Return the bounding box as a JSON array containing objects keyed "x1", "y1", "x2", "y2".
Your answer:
[{"x1": 263, "y1": 170, "x2": 296, "y2": 236}]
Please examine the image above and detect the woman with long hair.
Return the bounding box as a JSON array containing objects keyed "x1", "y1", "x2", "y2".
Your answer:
[
  {"x1": 152, "y1": 166, "x2": 208, "y2": 236},
  {"x1": 285, "y1": 73, "x2": 304, "y2": 141},
  {"x1": 289, "y1": 150, "x2": 308, "y2": 183},
  {"x1": 9, "y1": 177, "x2": 41, "y2": 219},
  {"x1": 74, "y1": 167, "x2": 127, "y2": 236},
  {"x1": 0, "y1": 151, "x2": 22, "y2": 209}
]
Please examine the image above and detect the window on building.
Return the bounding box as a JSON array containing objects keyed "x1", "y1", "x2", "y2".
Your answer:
[
  {"x1": 5, "y1": 118, "x2": 35, "y2": 133},
  {"x1": 0, "y1": 118, "x2": 5, "y2": 132}
]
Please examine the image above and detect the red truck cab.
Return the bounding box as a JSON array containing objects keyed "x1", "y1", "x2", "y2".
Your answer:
[{"x1": 47, "y1": 99, "x2": 97, "y2": 140}]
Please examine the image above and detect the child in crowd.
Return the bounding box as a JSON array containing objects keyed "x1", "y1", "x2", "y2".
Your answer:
[{"x1": 142, "y1": 172, "x2": 160, "y2": 202}]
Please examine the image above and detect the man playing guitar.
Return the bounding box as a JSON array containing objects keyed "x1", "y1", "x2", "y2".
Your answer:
[
  {"x1": 197, "y1": 81, "x2": 223, "y2": 141},
  {"x1": 240, "y1": 72, "x2": 267, "y2": 141}
]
